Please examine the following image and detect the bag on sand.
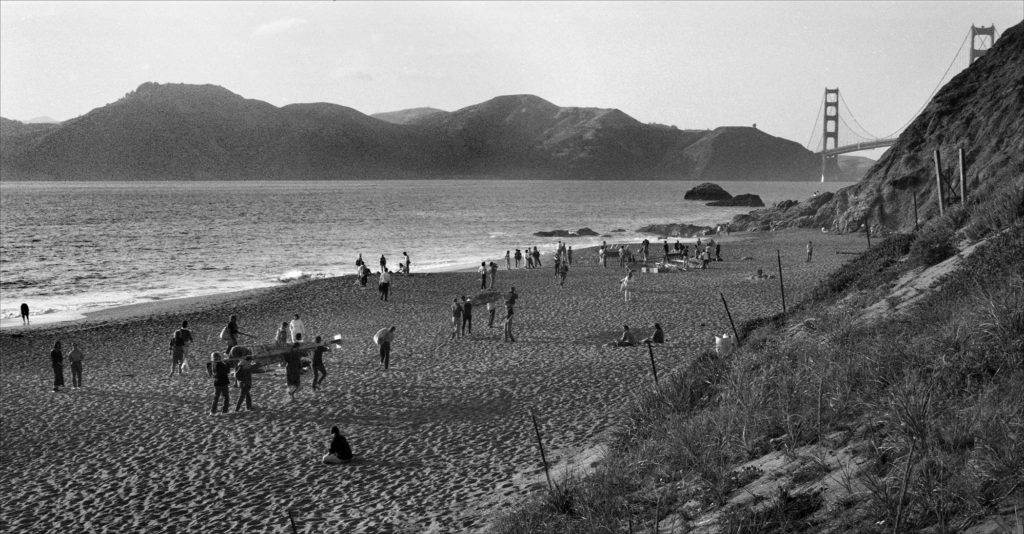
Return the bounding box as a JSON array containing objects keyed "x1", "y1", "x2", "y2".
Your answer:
[
  {"x1": 715, "y1": 334, "x2": 735, "y2": 357},
  {"x1": 219, "y1": 326, "x2": 230, "y2": 341},
  {"x1": 322, "y1": 453, "x2": 343, "y2": 465}
]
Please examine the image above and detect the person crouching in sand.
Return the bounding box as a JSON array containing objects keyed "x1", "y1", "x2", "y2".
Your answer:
[
  {"x1": 374, "y1": 326, "x2": 396, "y2": 370},
  {"x1": 210, "y1": 352, "x2": 230, "y2": 415},
  {"x1": 323, "y1": 426, "x2": 353, "y2": 464}
]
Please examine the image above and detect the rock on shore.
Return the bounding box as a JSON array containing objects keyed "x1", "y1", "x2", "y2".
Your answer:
[
  {"x1": 683, "y1": 183, "x2": 732, "y2": 201},
  {"x1": 637, "y1": 223, "x2": 713, "y2": 237},
  {"x1": 533, "y1": 227, "x2": 600, "y2": 237},
  {"x1": 706, "y1": 194, "x2": 765, "y2": 207}
]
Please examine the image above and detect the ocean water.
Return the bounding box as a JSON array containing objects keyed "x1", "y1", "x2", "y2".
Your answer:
[{"x1": 0, "y1": 179, "x2": 852, "y2": 326}]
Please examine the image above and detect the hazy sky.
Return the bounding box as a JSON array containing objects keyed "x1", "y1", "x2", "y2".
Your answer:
[{"x1": 1, "y1": 1, "x2": 1020, "y2": 148}]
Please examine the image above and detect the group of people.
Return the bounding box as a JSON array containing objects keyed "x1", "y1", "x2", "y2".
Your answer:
[
  {"x1": 478, "y1": 261, "x2": 499, "y2": 289},
  {"x1": 354, "y1": 253, "x2": 411, "y2": 300},
  {"x1": 607, "y1": 323, "x2": 665, "y2": 347},
  {"x1": 47, "y1": 340, "x2": 84, "y2": 392},
  {"x1": 510, "y1": 247, "x2": 542, "y2": 269},
  {"x1": 449, "y1": 286, "x2": 518, "y2": 342}
]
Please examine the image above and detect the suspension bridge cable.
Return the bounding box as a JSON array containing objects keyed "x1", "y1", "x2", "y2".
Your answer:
[
  {"x1": 838, "y1": 91, "x2": 880, "y2": 140},
  {"x1": 880, "y1": 28, "x2": 971, "y2": 139},
  {"x1": 837, "y1": 114, "x2": 873, "y2": 144},
  {"x1": 805, "y1": 93, "x2": 825, "y2": 149}
]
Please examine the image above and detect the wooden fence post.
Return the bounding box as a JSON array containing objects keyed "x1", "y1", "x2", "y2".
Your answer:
[
  {"x1": 646, "y1": 341, "x2": 659, "y2": 388},
  {"x1": 720, "y1": 292, "x2": 741, "y2": 347},
  {"x1": 776, "y1": 249, "x2": 787, "y2": 315},
  {"x1": 958, "y1": 147, "x2": 967, "y2": 204},
  {"x1": 530, "y1": 408, "x2": 554, "y2": 491},
  {"x1": 934, "y1": 149, "x2": 944, "y2": 216},
  {"x1": 912, "y1": 193, "x2": 919, "y2": 232}
]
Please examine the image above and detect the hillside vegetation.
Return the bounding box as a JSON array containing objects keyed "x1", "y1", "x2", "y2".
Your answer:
[
  {"x1": 496, "y1": 19, "x2": 1024, "y2": 534},
  {"x1": 1, "y1": 87, "x2": 822, "y2": 181}
]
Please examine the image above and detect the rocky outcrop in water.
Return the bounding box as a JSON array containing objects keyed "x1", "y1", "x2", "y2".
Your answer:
[
  {"x1": 637, "y1": 223, "x2": 713, "y2": 237},
  {"x1": 533, "y1": 227, "x2": 600, "y2": 237},
  {"x1": 684, "y1": 183, "x2": 732, "y2": 201},
  {"x1": 707, "y1": 194, "x2": 764, "y2": 207}
]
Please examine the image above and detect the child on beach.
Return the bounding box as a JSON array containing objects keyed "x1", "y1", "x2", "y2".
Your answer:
[
  {"x1": 312, "y1": 336, "x2": 330, "y2": 390},
  {"x1": 210, "y1": 352, "x2": 230, "y2": 414},
  {"x1": 50, "y1": 341, "x2": 64, "y2": 392},
  {"x1": 324, "y1": 426, "x2": 353, "y2": 464},
  {"x1": 68, "y1": 342, "x2": 84, "y2": 387},
  {"x1": 620, "y1": 270, "x2": 635, "y2": 302}
]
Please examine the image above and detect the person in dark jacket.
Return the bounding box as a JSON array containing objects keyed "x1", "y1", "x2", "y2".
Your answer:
[
  {"x1": 461, "y1": 296, "x2": 473, "y2": 336},
  {"x1": 284, "y1": 337, "x2": 305, "y2": 400},
  {"x1": 234, "y1": 356, "x2": 254, "y2": 412},
  {"x1": 324, "y1": 426, "x2": 353, "y2": 464},
  {"x1": 642, "y1": 323, "x2": 665, "y2": 344},
  {"x1": 211, "y1": 352, "x2": 230, "y2": 414},
  {"x1": 50, "y1": 340, "x2": 64, "y2": 392},
  {"x1": 312, "y1": 336, "x2": 329, "y2": 390}
]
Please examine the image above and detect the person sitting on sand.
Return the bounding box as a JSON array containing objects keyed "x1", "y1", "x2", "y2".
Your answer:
[
  {"x1": 274, "y1": 321, "x2": 290, "y2": 344},
  {"x1": 323, "y1": 426, "x2": 353, "y2": 465},
  {"x1": 234, "y1": 356, "x2": 255, "y2": 412},
  {"x1": 641, "y1": 323, "x2": 665, "y2": 345},
  {"x1": 284, "y1": 336, "x2": 305, "y2": 400},
  {"x1": 450, "y1": 298, "x2": 463, "y2": 340},
  {"x1": 210, "y1": 352, "x2": 230, "y2": 415},
  {"x1": 608, "y1": 325, "x2": 638, "y2": 347}
]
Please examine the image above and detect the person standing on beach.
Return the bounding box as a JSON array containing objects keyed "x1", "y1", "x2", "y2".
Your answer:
[
  {"x1": 618, "y1": 245, "x2": 625, "y2": 268},
  {"x1": 620, "y1": 270, "x2": 634, "y2": 302},
  {"x1": 274, "y1": 321, "x2": 290, "y2": 344},
  {"x1": 663, "y1": 240, "x2": 670, "y2": 260},
  {"x1": 358, "y1": 264, "x2": 370, "y2": 287},
  {"x1": 210, "y1": 352, "x2": 230, "y2": 414},
  {"x1": 557, "y1": 261, "x2": 569, "y2": 287},
  {"x1": 504, "y1": 286, "x2": 518, "y2": 319},
  {"x1": 515, "y1": 249, "x2": 523, "y2": 268},
  {"x1": 68, "y1": 342, "x2": 84, "y2": 388},
  {"x1": 806, "y1": 241, "x2": 813, "y2": 262},
  {"x1": 503, "y1": 315, "x2": 516, "y2": 342},
  {"x1": 234, "y1": 356, "x2": 254, "y2": 412},
  {"x1": 355, "y1": 253, "x2": 364, "y2": 274},
  {"x1": 505, "y1": 251, "x2": 511, "y2": 270},
  {"x1": 379, "y1": 254, "x2": 387, "y2": 271},
  {"x1": 567, "y1": 246, "x2": 573, "y2": 266},
  {"x1": 20, "y1": 303, "x2": 29, "y2": 325},
  {"x1": 450, "y1": 298, "x2": 463, "y2": 340},
  {"x1": 169, "y1": 321, "x2": 193, "y2": 377},
  {"x1": 462, "y1": 296, "x2": 473, "y2": 336},
  {"x1": 532, "y1": 247, "x2": 541, "y2": 267},
  {"x1": 598, "y1": 244, "x2": 606, "y2": 267},
  {"x1": 715, "y1": 243, "x2": 723, "y2": 262},
  {"x1": 477, "y1": 262, "x2": 487, "y2": 289},
  {"x1": 378, "y1": 268, "x2": 392, "y2": 301},
  {"x1": 49, "y1": 340, "x2": 64, "y2": 392},
  {"x1": 284, "y1": 338, "x2": 305, "y2": 400},
  {"x1": 489, "y1": 261, "x2": 498, "y2": 289},
  {"x1": 403, "y1": 251, "x2": 411, "y2": 274},
  {"x1": 311, "y1": 336, "x2": 330, "y2": 390},
  {"x1": 374, "y1": 326, "x2": 396, "y2": 370},
  {"x1": 289, "y1": 314, "x2": 305, "y2": 343},
  {"x1": 223, "y1": 314, "x2": 250, "y2": 355}
]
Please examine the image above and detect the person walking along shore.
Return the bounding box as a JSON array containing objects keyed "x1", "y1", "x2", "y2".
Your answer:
[{"x1": 234, "y1": 356, "x2": 254, "y2": 412}]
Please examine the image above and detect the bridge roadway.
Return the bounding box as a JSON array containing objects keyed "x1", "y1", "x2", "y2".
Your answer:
[{"x1": 818, "y1": 138, "x2": 897, "y2": 156}]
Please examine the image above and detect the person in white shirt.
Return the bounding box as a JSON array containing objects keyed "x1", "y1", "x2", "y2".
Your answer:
[
  {"x1": 378, "y1": 268, "x2": 392, "y2": 301},
  {"x1": 289, "y1": 314, "x2": 305, "y2": 343}
]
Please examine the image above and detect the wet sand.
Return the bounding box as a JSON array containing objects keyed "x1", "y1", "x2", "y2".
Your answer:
[{"x1": 0, "y1": 229, "x2": 863, "y2": 532}]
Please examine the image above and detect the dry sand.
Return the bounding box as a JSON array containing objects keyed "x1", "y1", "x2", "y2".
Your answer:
[{"x1": 0, "y1": 229, "x2": 864, "y2": 532}]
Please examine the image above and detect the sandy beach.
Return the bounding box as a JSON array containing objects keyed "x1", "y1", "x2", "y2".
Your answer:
[{"x1": 0, "y1": 229, "x2": 864, "y2": 532}]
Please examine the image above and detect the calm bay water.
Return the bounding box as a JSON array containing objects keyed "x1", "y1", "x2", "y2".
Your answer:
[{"x1": 0, "y1": 179, "x2": 851, "y2": 326}]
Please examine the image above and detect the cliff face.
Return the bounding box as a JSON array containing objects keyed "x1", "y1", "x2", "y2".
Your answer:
[{"x1": 737, "y1": 21, "x2": 1024, "y2": 233}]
